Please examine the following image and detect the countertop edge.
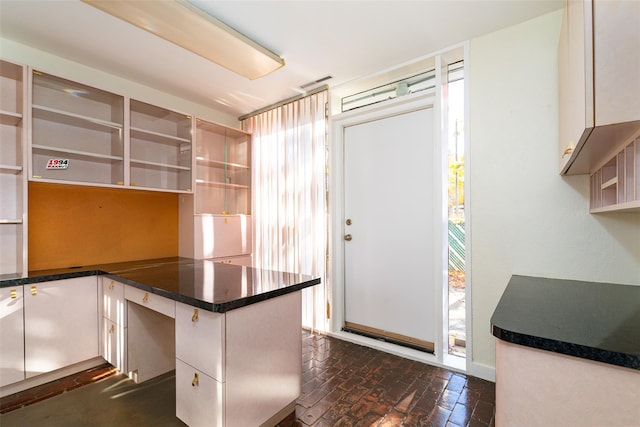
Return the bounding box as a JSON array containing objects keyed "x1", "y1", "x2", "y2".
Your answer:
[
  {"x1": 491, "y1": 324, "x2": 640, "y2": 371},
  {"x1": 490, "y1": 275, "x2": 640, "y2": 371},
  {"x1": 2, "y1": 263, "x2": 321, "y2": 314}
]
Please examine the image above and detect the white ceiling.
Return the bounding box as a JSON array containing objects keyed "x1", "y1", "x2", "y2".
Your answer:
[{"x1": 0, "y1": 0, "x2": 563, "y2": 118}]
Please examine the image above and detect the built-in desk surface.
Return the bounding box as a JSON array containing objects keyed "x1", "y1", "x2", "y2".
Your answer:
[{"x1": 0, "y1": 257, "x2": 321, "y2": 313}]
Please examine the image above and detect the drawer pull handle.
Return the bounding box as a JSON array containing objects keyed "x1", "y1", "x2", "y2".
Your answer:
[
  {"x1": 142, "y1": 293, "x2": 149, "y2": 303},
  {"x1": 109, "y1": 281, "x2": 115, "y2": 290},
  {"x1": 10, "y1": 289, "x2": 17, "y2": 299},
  {"x1": 192, "y1": 373, "x2": 199, "y2": 387},
  {"x1": 192, "y1": 309, "x2": 199, "y2": 322},
  {"x1": 31, "y1": 286, "x2": 37, "y2": 296},
  {"x1": 109, "y1": 324, "x2": 115, "y2": 334}
]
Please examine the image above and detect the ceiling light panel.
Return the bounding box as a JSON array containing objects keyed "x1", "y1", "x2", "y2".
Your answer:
[{"x1": 81, "y1": 0, "x2": 285, "y2": 80}]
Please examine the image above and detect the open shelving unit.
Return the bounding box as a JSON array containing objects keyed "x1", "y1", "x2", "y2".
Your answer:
[
  {"x1": 129, "y1": 100, "x2": 192, "y2": 192},
  {"x1": 590, "y1": 133, "x2": 640, "y2": 213},
  {"x1": 194, "y1": 118, "x2": 251, "y2": 215},
  {"x1": 31, "y1": 70, "x2": 125, "y2": 186},
  {"x1": 0, "y1": 59, "x2": 27, "y2": 276}
]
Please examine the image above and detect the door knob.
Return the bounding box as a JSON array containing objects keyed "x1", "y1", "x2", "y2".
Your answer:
[{"x1": 344, "y1": 234, "x2": 352, "y2": 241}]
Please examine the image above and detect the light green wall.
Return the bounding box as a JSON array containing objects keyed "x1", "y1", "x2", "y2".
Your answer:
[
  {"x1": 0, "y1": 37, "x2": 238, "y2": 128},
  {"x1": 468, "y1": 10, "x2": 640, "y2": 373}
]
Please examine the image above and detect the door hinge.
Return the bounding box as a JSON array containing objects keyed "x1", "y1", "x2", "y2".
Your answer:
[{"x1": 326, "y1": 301, "x2": 331, "y2": 319}]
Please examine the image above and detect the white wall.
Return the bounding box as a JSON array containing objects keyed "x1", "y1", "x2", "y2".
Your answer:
[
  {"x1": 468, "y1": 10, "x2": 640, "y2": 373},
  {"x1": 0, "y1": 38, "x2": 238, "y2": 128}
]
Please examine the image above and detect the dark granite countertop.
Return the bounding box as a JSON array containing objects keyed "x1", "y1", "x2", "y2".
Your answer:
[
  {"x1": 0, "y1": 257, "x2": 321, "y2": 313},
  {"x1": 491, "y1": 275, "x2": 640, "y2": 370}
]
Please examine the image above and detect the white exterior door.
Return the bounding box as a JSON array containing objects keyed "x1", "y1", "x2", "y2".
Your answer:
[{"x1": 343, "y1": 107, "x2": 436, "y2": 351}]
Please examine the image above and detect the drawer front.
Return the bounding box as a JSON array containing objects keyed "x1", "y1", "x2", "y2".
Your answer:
[
  {"x1": 175, "y1": 302, "x2": 225, "y2": 381},
  {"x1": 102, "y1": 278, "x2": 126, "y2": 325},
  {"x1": 125, "y1": 286, "x2": 175, "y2": 318},
  {"x1": 176, "y1": 359, "x2": 224, "y2": 427},
  {"x1": 102, "y1": 318, "x2": 127, "y2": 373}
]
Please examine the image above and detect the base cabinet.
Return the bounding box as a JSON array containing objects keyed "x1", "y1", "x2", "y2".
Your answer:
[
  {"x1": 0, "y1": 286, "x2": 25, "y2": 387},
  {"x1": 175, "y1": 291, "x2": 301, "y2": 427},
  {"x1": 496, "y1": 339, "x2": 640, "y2": 426},
  {"x1": 24, "y1": 277, "x2": 99, "y2": 378}
]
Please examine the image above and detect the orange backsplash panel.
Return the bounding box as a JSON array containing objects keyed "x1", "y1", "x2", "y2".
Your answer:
[{"x1": 28, "y1": 182, "x2": 178, "y2": 271}]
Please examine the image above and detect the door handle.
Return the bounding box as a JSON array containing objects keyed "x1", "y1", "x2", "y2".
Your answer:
[{"x1": 344, "y1": 234, "x2": 352, "y2": 241}]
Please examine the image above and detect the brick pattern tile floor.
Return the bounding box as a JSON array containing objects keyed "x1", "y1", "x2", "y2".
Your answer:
[
  {"x1": 278, "y1": 330, "x2": 495, "y2": 427},
  {"x1": 1, "y1": 330, "x2": 495, "y2": 426}
]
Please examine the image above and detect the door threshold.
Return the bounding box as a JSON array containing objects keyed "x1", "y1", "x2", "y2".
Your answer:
[{"x1": 342, "y1": 322, "x2": 434, "y2": 354}]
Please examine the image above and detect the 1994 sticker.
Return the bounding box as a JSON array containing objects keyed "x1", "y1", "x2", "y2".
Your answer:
[{"x1": 46, "y1": 159, "x2": 69, "y2": 169}]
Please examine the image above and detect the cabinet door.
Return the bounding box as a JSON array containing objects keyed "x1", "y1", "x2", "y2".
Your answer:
[
  {"x1": 193, "y1": 214, "x2": 252, "y2": 259},
  {"x1": 102, "y1": 277, "x2": 126, "y2": 325},
  {"x1": 175, "y1": 302, "x2": 225, "y2": 381},
  {"x1": 0, "y1": 286, "x2": 25, "y2": 386},
  {"x1": 176, "y1": 359, "x2": 224, "y2": 427},
  {"x1": 24, "y1": 276, "x2": 99, "y2": 378},
  {"x1": 102, "y1": 318, "x2": 127, "y2": 373},
  {"x1": 558, "y1": 0, "x2": 594, "y2": 171}
]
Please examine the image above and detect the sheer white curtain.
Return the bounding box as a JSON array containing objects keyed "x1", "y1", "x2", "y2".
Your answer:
[{"x1": 242, "y1": 90, "x2": 327, "y2": 331}]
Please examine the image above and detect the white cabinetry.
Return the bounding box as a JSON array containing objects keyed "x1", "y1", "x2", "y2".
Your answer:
[
  {"x1": 129, "y1": 100, "x2": 192, "y2": 192},
  {"x1": 590, "y1": 133, "x2": 640, "y2": 212},
  {"x1": 24, "y1": 276, "x2": 99, "y2": 378},
  {"x1": 175, "y1": 291, "x2": 302, "y2": 427},
  {"x1": 0, "y1": 286, "x2": 25, "y2": 387},
  {"x1": 194, "y1": 120, "x2": 251, "y2": 215},
  {"x1": 180, "y1": 119, "x2": 252, "y2": 262},
  {"x1": 559, "y1": 0, "x2": 640, "y2": 175},
  {"x1": 100, "y1": 277, "x2": 127, "y2": 373},
  {"x1": 175, "y1": 303, "x2": 225, "y2": 427},
  {"x1": 31, "y1": 70, "x2": 125, "y2": 186},
  {"x1": 29, "y1": 71, "x2": 194, "y2": 194},
  {"x1": 0, "y1": 59, "x2": 27, "y2": 276}
]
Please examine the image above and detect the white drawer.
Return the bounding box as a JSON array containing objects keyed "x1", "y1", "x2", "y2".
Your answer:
[
  {"x1": 101, "y1": 317, "x2": 127, "y2": 373},
  {"x1": 102, "y1": 278, "x2": 126, "y2": 325},
  {"x1": 176, "y1": 359, "x2": 224, "y2": 427},
  {"x1": 175, "y1": 302, "x2": 225, "y2": 382},
  {"x1": 125, "y1": 286, "x2": 175, "y2": 318}
]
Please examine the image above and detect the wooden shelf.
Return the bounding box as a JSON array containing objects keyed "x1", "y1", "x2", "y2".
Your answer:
[
  {"x1": 33, "y1": 104, "x2": 122, "y2": 133},
  {"x1": 130, "y1": 159, "x2": 191, "y2": 171},
  {"x1": 131, "y1": 127, "x2": 191, "y2": 145},
  {"x1": 0, "y1": 164, "x2": 23, "y2": 174},
  {"x1": 0, "y1": 110, "x2": 22, "y2": 126},
  {"x1": 590, "y1": 200, "x2": 640, "y2": 213},
  {"x1": 196, "y1": 157, "x2": 249, "y2": 170},
  {"x1": 0, "y1": 219, "x2": 23, "y2": 224},
  {"x1": 195, "y1": 179, "x2": 249, "y2": 189},
  {"x1": 601, "y1": 177, "x2": 617, "y2": 190},
  {"x1": 32, "y1": 144, "x2": 124, "y2": 162}
]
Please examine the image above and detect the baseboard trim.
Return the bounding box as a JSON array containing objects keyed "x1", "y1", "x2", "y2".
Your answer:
[{"x1": 468, "y1": 361, "x2": 496, "y2": 382}]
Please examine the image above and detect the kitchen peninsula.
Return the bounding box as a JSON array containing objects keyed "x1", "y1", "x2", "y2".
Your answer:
[{"x1": 0, "y1": 257, "x2": 321, "y2": 427}]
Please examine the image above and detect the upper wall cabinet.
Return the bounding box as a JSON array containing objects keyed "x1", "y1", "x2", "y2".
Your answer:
[
  {"x1": 194, "y1": 119, "x2": 251, "y2": 215},
  {"x1": 129, "y1": 100, "x2": 192, "y2": 192},
  {"x1": 28, "y1": 70, "x2": 195, "y2": 194},
  {"x1": 31, "y1": 70, "x2": 125, "y2": 186},
  {"x1": 558, "y1": 0, "x2": 640, "y2": 175}
]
